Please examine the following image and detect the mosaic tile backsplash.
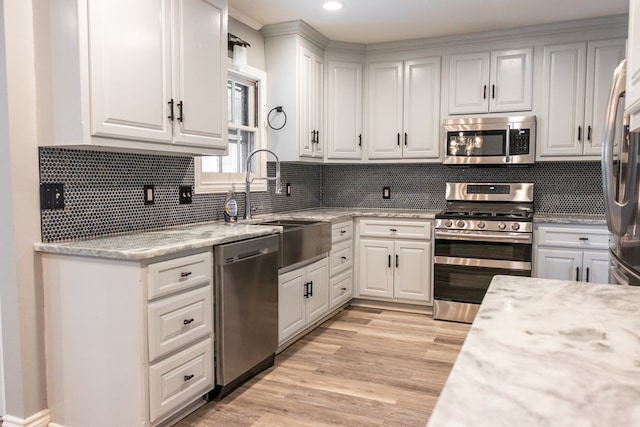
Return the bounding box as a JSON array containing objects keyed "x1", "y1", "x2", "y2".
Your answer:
[
  {"x1": 39, "y1": 147, "x2": 604, "y2": 242},
  {"x1": 39, "y1": 148, "x2": 321, "y2": 242},
  {"x1": 322, "y1": 162, "x2": 604, "y2": 214}
]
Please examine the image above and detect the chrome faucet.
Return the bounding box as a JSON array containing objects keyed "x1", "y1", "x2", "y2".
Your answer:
[{"x1": 244, "y1": 148, "x2": 282, "y2": 220}]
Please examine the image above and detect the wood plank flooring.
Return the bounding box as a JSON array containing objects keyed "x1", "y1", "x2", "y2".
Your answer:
[{"x1": 176, "y1": 307, "x2": 470, "y2": 427}]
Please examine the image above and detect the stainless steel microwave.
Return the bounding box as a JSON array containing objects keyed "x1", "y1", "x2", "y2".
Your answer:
[{"x1": 443, "y1": 116, "x2": 536, "y2": 166}]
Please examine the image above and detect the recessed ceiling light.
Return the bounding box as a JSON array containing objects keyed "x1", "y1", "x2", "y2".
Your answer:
[{"x1": 323, "y1": 1, "x2": 343, "y2": 11}]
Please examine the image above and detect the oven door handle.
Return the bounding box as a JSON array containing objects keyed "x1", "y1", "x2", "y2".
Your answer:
[
  {"x1": 435, "y1": 230, "x2": 532, "y2": 244},
  {"x1": 434, "y1": 256, "x2": 531, "y2": 271}
]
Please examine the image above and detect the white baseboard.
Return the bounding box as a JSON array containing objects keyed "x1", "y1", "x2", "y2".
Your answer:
[{"x1": 2, "y1": 409, "x2": 51, "y2": 427}]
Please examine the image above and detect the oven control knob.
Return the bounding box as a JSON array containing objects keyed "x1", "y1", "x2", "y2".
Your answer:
[
  {"x1": 444, "y1": 220, "x2": 453, "y2": 228},
  {"x1": 497, "y1": 222, "x2": 507, "y2": 230},
  {"x1": 456, "y1": 220, "x2": 466, "y2": 228},
  {"x1": 477, "y1": 221, "x2": 485, "y2": 229},
  {"x1": 512, "y1": 223, "x2": 521, "y2": 231}
]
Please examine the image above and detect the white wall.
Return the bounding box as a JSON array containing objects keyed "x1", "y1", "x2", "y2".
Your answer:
[
  {"x1": 0, "y1": 0, "x2": 48, "y2": 423},
  {"x1": 229, "y1": 17, "x2": 266, "y2": 71}
]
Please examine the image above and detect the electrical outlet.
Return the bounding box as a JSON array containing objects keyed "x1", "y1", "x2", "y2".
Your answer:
[
  {"x1": 179, "y1": 185, "x2": 192, "y2": 204},
  {"x1": 286, "y1": 183, "x2": 291, "y2": 196},
  {"x1": 383, "y1": 186, "x2": 391, "y2": 199},
  {"x1": 40, "y1": 183, "x2": 65, "y2": 210},
  {"x1": 144, "y1": 185, "x2": 155, "y2": 205}
]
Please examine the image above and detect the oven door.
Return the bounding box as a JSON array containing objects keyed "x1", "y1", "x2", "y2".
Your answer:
[{"x1": 434, "y1": 230, "x2": 532, "y2": 304}]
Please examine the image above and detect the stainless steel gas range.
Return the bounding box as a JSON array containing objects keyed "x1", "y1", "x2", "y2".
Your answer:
[{"x1": 433, "y1": 182, "x2": 534, "y2": 323}]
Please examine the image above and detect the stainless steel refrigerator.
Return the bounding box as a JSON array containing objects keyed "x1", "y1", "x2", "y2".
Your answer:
[{"x1": 602, "y1": 58, "x2": 640, "y2": 285}]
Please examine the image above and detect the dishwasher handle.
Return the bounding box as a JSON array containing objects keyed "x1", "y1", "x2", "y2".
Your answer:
[{"x1": 214, "y1": 234, "x2": 280, "y2": 266}]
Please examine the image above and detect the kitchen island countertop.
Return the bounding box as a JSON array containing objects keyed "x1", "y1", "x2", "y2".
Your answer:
[
  {"x1": 427, "y1": 275, "x2": 640, "y2": 427},
  {"x1": 33, "y1": 207, "x2": 438, "y2": 261}
]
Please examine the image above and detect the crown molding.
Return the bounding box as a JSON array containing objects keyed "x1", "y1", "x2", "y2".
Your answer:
[
  {"x1": 365, "y1": 14, "x2": 628, "y2": 53},
  {"x1": 229, "y1": 6, "x2": 263, "y2": 31},
  {"x1": 261, "y1": 20, "x2": 330, "y2": 49}
]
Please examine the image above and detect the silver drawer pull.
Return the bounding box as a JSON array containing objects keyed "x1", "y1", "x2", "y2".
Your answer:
[
  {"x1": 389, "y1": 228, "x2": 397, "y2": 232},
  {"x1": 183, "y1": 318, "x2": 195, "y2": 325},
  {"x1": 184, "y1": 374, "x2": 194, "y2": 382},
  {"x1": 180, "y1": 271, "x2": 192, "y2": 278},
  {"x1": 579, "y1": 237, "x2": 589, "y2": 241}
]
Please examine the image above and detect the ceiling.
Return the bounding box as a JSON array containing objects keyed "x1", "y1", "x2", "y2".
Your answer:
[{"x1": 228, "y1": 0, "x2": 629, "y2": 45}]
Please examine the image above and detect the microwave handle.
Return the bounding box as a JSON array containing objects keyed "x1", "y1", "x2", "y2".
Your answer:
[{"x1": 505, "y1": 124, "x2": 511, "y2": 163}]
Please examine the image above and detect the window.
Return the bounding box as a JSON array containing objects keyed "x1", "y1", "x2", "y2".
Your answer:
[{"x1": 195, "y1": 65, "x2": 267, "y2": 193}]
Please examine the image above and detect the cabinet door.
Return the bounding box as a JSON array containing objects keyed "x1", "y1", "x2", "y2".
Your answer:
[
  {"x1": 311, "y1": 54, "x2": 325, "y2": 158},
  {"x1": 583, "y1": 39, "x2": 626, "y2": 156},
  {"x1": 171, "y1": 0, "x2": 227, "y2": 149},
  {"x1": 298, "y1": 46, "x2": 315, "y2": 157},
  {"x1": 366, "y1": 61, "x2": 403, "y2": 159},
  {"x1": 305, "y1": 258, "x2": 329, "y2": 324},
  {"x1": 448, "y1": 52, "x2": 490, "y2": 114},
  {"x1": 540, "y1": 43, "x2": 587, "y2": 157},
  {"x1": 535, "y1": 248, "x2": 583, "y2": 281},
  {"x1": 326, "y1": 60, "x2": 363, "y2": 160},
  {"x1": 88, "y1": 0, "x2": 173, "y2": 143},
  {"x1": 403, "y1": 57, "x2": 441, "y2": 159},
  {"x1": 393, "y1": 241, "x2": 432, "y2": 302},
  {"x1": 582, "y1": 251, "x2": 611, "y2": 284},
  {"x1": 358, "y1": 238, "x2": 394, "y2": 298},
  {"x1": 489, "y1": 48, "x2": 533, "y2": 113},
  {"x1": 278, "y1": 268, "x2": 306, "y2": 344},
  {"x1": 627, "y1": 0, "x2": 640, "y2": 132}
]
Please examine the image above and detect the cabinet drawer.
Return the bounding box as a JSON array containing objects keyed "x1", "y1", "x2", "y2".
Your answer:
[
  {"x1": 329, "y1": 241, "x2": 353, "y2": 276},
  {"x1": 149, "y1": 338, "x2": 213, "y2": 423},
  {"x1": 147, "y1": 285, "x2": 212, "y2": 362},
  {"x1": 330, "y1": 271, "x2": 352, "y2": 310},
  {"x1": 359, "y1": 219, "x2": 431, "y2": 239},
  {"x1": 147, "y1": 252, "x2": 212, "y2": 300},
  {"x1": 535, "y1": 226, "x2": 609, "y2": 250},
  {"x1": 332, "y1": 221, "x2": 353, "y2": 244}
]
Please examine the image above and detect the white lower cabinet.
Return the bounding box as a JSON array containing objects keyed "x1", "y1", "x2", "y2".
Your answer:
[
  {"x1": 357, "y1": 218, "x2": 433, "y2": 303},
  {"x1": 41, "y1": 250, "x2": 214, "y2": 427},
  {"x1": 534, "y1": 224, "x2": 611, "y2": 284},
  {"x1": 278, "y1": 257, "x2": 330, "y2": 345}
]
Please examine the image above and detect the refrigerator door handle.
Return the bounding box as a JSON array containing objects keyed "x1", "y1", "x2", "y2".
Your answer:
[{"x1": 602, "y1": 58, "x2": 639, "y2": 237}]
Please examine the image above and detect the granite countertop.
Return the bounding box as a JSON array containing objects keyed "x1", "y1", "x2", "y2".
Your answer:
[
  {"x1": 427, "y1": 275, "x2": 640, "y2": 427},
  {"x1": 34, "y1": 207, "x2": 439, "y2": 261},
  {"x1": 533, "y1": 213, "x2": 607, "y2": 225}
]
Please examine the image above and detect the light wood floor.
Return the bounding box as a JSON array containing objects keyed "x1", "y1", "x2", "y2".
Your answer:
[{"x1": 176, "y1": 306, "x2": 470, "y2": 427}]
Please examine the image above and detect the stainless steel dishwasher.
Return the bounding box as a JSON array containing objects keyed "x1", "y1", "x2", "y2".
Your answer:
[{"x1": 209, "y1": 234, "x2": 279, "y2": 398}]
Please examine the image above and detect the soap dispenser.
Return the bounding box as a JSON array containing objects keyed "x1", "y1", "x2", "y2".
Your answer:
[{"x1": 223, "y1": 191, "x2": 238, "y2": 222}]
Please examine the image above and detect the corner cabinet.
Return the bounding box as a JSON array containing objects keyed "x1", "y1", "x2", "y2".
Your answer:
[
  {"x1": 448, "y1": 48, "x2": 533, "y2": 114},
  {"x1": 326, "y1": 58, "x2": 364, "y2": 160},
  {"x1": 36, "y1": 0, "x2": 228, "y2": 156},
  {"x1": 534, "y1": 224, "x2": 611, "y2": 284},
  {"x1": 263, "y1": 22, "x2": 328, "y2": 162},
  {"x1": 356, "y1": 218, "x2": 433, "y2": 303},
  {"x1": 40, "y1": 250, "x2": 215, "y2": 427},
  {"x1": 628, "y1": 0, "x2": 640, "y2": 132},
  {"x1": 366, "y1": 57, "x2": 441, "y2": 161},
  {"x1": 538, "y1": 39, "x2": 625, "y2": 160}
]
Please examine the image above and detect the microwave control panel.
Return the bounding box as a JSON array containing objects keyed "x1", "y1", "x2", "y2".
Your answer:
[{"x1": 509, "y1": 129, "x2": 530, "y2": 155}]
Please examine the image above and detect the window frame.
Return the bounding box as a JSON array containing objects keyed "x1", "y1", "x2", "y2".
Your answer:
[{"x1": 195, "y1": 64, "x2": 268, "y2": 194}]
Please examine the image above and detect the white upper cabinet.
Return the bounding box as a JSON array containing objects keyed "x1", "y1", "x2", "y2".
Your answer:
[
  {"x1": 326, "y1": 59, "x2": 363, "y2": 160},
  {"x1": 37, "y1": 0, "x2": 228, "y2": 156},
  {"x1": 449, "y1": 48, "x2": 533, "y2": 114},
  {"x1": 263, "y1": 22, "x2": 328, "y2": 162},
  {"x1": 539, "y1": 39, "x2": 625, "y2": 159},
  {"x1": 627, "y1": 0, "x2": 640, "y2": 132},
  {"x1": 366, "y1": 57, "x2": 441, "y2": 161}
]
